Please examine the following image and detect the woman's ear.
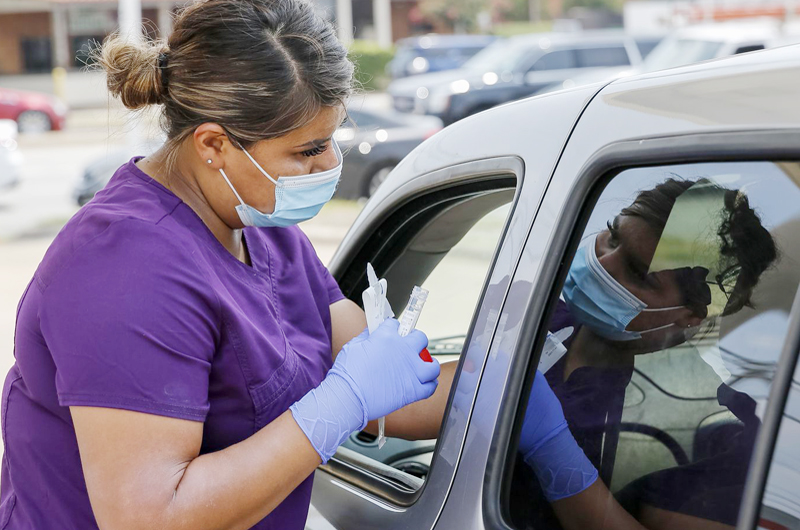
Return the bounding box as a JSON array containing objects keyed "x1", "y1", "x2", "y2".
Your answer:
[
  {"x1": 192, "y1": 123, "x2": 230, "y2": 167},
  {"x1": 676, "y1": 309, "x2": 705, "y2": 330}
]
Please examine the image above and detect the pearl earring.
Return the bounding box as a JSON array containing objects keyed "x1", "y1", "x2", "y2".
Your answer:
[{"x1": 207, "y1": 159, "x2": 212, "y2": 164}]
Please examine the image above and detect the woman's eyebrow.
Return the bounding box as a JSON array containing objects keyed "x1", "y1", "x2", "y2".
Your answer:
[{"x1": 294, "y1": 135, "x2": 332, "y2": 149}]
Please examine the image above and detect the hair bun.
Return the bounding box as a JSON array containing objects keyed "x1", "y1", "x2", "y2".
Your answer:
[{"x1": 96, "y1": 34, "x2": 168, "y2": 109}]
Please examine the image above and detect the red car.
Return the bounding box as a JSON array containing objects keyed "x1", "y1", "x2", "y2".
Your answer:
[{"x1": 0, "y1": 87, "x2": 67, "y2": 133}]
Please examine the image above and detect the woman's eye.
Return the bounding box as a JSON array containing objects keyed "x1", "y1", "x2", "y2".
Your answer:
[
  {"x1": 606, "y1": 221, "x2": 619, "y2": 247},
  {"x1": 300, "y1": 144, "x2": 329, "y2": 157}
]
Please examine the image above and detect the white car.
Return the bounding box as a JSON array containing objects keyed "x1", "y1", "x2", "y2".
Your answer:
[
  {"x1": 0, "y1": 119, "x2": 21, "y2": 191},
  {"x1": 538, "y1": 18, "x2": 800, "y2": 95}
]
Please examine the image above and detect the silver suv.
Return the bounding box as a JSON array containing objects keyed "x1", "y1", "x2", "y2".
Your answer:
[{"x1": 309, "y1": 45, "x2": 800, "y2": 530}]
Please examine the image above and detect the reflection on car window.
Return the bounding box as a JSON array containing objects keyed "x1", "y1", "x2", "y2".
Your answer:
[
  {"x1": 760, "y1": 360, "x2": 800, "y2": 528},
  {"x1": 340, "y1": 189, "x2": 514, "y2": 486},
  {"x1": 507, "y1": 161, "x2": 800, "y2": 530}
]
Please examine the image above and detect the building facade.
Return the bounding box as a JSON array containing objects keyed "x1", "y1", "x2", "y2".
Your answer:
[{"x1": 0, "y1": 0, "x2": 184, "y2": 75}]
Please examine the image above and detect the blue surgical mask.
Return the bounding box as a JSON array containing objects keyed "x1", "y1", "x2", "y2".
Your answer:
[
  {"x1": 219, "y1": 139, "x2": 343, "y2": 228},
  {"x1": 563, "y1": 234, "x2": 683, "y2": 341}
]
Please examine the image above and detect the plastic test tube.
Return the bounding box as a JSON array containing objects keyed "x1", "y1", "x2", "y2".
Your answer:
[{"x1": 378, "y1": 286, "x2": 430, "y2": 449}]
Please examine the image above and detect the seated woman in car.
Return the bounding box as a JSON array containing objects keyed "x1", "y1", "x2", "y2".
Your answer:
[{"x1": 509, "y1": 177, "x2": 777, "y2": 530}]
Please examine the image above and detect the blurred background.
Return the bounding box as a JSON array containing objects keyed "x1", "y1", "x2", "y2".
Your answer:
[{"x1": 1, "y1": 0, "x2": 800, "y2": 429}]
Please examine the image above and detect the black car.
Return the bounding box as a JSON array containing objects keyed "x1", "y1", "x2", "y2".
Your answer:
[
  {"x1": 387, "y1": 34, "x2": 497, "y2": 79},
  {"x1": 388, "y1": 31, "x2": 646, "y2": 125},
  {"x1": 73, "y1": 108, "x2": 442, "y2": 205},
  {"x1": 335, "y1": 107, "x2": 442, "y2": 199}
]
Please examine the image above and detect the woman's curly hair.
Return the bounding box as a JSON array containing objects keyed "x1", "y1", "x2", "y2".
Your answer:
[{"x1": 620, "y1": 177, "x2": 778, "y2": 316}]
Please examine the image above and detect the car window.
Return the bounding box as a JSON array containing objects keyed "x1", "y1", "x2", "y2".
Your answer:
[
  {"x1": 635, "y1": 38, "x2": 662, "y2": 59},
  {"x1": 339, "y1": 186, "x2": 515, "y2": 487},
  {"x1": 760, "y1": 358, "x2": 800, "y2": 528},
  {"x1": 464, "y1": 39, "x2": 540, "y2": 73},
  {"x1": 530, "y1": 50, "x2": 577, "y2": 71},
  {"x1": 734, "y1": 44, "x2": 765, "y2": 54},
  {"x1": 506, "y1": 161, "x2": 800, "y2": 530},
  {"x1": 344, "y1": 110, "x2": 381, "y2": 131},
  {"x1": 642, "y1": 38, "x2": 724, "y2": 72},
  {"x1": 575, "y1": 46, "x2": 631, "y2": 67}
]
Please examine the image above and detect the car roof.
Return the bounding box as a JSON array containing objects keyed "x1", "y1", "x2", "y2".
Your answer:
[{"x1": 505, "y1": 29, "x2": 632, "y2": 47}]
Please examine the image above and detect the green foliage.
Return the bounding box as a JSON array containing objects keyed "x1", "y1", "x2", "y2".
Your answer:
[
  {"x1": 491, "y1": 20, "x2": 553, "y2": 36},
  {"x1": 348, "y1": 40, "x2": 395, "y2": 91},
  {"x1": 419, "y1": 0, "x2": 491, "y2": 32}
]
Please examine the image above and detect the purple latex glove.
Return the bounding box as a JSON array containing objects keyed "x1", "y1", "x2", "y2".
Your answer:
[
  {"x1": 519, "y1": 370, "x2": 598, "y2": 501},
  {"x1": 291, "y1": 318, "x2": 440, "y2": 463}
]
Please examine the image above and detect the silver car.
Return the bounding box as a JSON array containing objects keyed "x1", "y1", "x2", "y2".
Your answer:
[{"x1": 309, "y1": 45, "x2": 800, "y2": 530}]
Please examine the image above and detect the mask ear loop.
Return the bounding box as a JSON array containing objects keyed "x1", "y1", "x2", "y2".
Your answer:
[
  {"x1": 219, "y1": 168, "x2": 247, "y2": 208},
  {"x1": 240, "y1": 147, "x2": 278, "y2": 185},
  {"x1": 641, "y1": 305, "x2": 685, "y2": 312}
]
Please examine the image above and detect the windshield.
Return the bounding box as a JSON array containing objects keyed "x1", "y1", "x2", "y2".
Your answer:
[
  {"x1": 462, "y1": 38, "x2": 537, "y2": 73},
  {"x1": 642, "y1": 37, "x2": 724, "y2": 73}
]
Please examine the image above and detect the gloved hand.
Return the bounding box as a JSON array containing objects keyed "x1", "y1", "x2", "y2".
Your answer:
[
  {"x1": 519, "y1": 370, "x2": 598, "y2": 502},
  {"x1": 290, "y1": 318, "x2": 441, "y2": 463}
]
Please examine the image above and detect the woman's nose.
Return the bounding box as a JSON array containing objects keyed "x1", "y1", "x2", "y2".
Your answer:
[{"x1": 312, "y1": 143, "x2": 339, "y2": 173}]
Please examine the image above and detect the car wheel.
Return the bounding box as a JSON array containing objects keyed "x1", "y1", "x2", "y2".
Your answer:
[
  {"x1": 366, "y1": 165, "x2": 395, "y2": 197},
  {"x1": 17, "y1": 111, "x2": 52, "y2": 134}
]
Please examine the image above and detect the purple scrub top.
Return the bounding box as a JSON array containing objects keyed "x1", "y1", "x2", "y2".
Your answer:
[{"x1": 0, "y1": 158, "x2": 344, "y2": 529}]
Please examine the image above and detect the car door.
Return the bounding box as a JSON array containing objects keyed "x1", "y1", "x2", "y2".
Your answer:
[
  {"x1": 308, "y1": 84, "x2": 603, "y2": 530},
  {"x1": 432, "y1": 47, "x2": 800, "y2": 530}
]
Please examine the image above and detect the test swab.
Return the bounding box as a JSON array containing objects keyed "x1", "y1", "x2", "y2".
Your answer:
[{"x1": 378, "y1": 286, "x2": 430, "y2": 449}]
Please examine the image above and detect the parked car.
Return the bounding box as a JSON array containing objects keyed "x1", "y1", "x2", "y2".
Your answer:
[
  {"x1": 73, "y1": 139, "x2": 163, "y2": 206},
  {"x1": 537, "y1": 19, "x2": 800, "y2": 95},
  {"x1": 386, "y1": 34, "x2": 498, "y2": 79},
  {"x1": 0, "y1": 87, "x2": 67, "y2": 133},
  {"x1": 73, "y1": 108, "x2": 442, "y2": 205},
  {"x1": 334, "y1": 106, "x2": 442, "y2": 199},
  {"x1": 0, "y1": 119, "x2": 22, "y2": 191},
  {"x1": 308, "y1": 45, "x2": 800, "y2": 530},
  {"x1": 388, "y1": 31, "x2": 647, "y2": 125}
]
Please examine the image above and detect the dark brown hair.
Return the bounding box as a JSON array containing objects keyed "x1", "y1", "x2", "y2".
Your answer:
[
  {"x1": 621, "y1": 177, "x2": 778, "y2": 315},
  {"x1": 96, "y1": 0, "x2": 354, "y2": 163}
]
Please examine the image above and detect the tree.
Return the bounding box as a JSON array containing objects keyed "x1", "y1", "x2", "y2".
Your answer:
[{"x1": 418, "y1": 0, "x2": 491, "y2": 32}]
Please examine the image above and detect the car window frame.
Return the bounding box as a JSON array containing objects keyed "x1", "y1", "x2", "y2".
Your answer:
[
  {"x1": 318, "y1": 156, "x2": 524, "y2": 510},
  {"x1": 477, "y1": 129, "x2": 800, "y2": 530}
]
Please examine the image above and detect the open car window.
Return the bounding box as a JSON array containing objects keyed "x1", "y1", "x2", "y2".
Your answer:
[
  {"x1": 337, "y1": 183, "x2": 515, "y2": 491},
  {"x1": 506, "y1": 161, "x2": 800, "y2": 529}
]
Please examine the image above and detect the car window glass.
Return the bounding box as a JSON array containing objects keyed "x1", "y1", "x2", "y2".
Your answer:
[
  {"x1": 760, "y1": 359, "x2": 800, "y2": 528},
  {"x1": 340, "y1": 188, "x2": 515, "y2": 487},
  {"x1": 734, "y1": 44, "x2": 765, "y2": 54},
  {"x1": 635, "y1": 38, "x2": 662, "y2": 59},
  {"x1": 344, "y1": 110, "x2": 380, "y2": 131},
  {"x1": 530, "y1": 50, "x2": 577, "y2": 71},
  {"x1": 642, "y1": 38, "x2": 724, "y2": 72},
  {"x1": 575, "y1": 46, "x2": 631, "y2": 67},
  {"x1": 506, "y1": 161, "x2": 800, "y2": 530}
]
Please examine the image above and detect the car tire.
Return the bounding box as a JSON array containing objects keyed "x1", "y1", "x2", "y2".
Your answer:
[
  {"x1": 366, "y1": 164, "x2": 395, "y2": 197},
  {"x1": 17, "y1": 110, "x2": 52, "y2": 134}
]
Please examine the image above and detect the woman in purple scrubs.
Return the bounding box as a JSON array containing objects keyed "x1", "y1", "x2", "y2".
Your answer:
[{"x1": 0, "y1": 1, "x2": 449, "y2": 528}]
